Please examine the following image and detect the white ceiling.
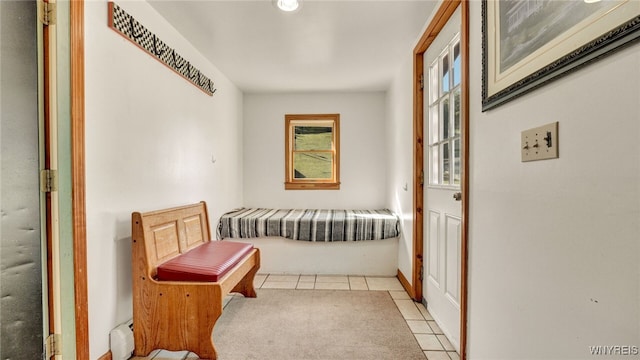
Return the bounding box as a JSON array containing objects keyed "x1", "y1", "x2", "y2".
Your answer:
[{"x1": 148, "y1": 0, "x2": 437, "y2": 93}]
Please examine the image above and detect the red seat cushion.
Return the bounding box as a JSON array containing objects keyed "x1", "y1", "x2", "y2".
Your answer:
[{"x1": 156, "y1": 241, "x2": 254, "y2": 282}]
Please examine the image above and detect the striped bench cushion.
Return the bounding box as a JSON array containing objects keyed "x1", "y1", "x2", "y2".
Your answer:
[
  {"x1": 156, "y1": 241, "x2": 254, "y2": 282},
  {"x1": 217, "y1": 208, "x2": 400, "y2": 241}
]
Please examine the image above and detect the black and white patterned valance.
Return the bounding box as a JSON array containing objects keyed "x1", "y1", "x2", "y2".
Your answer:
[{"x1": 108, "y1": 2, "x2": 217, "y2": 96}]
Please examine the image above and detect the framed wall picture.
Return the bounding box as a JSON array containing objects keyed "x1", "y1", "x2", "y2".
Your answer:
[{"x1": 482, "y1": 0, "x2": 640, "y2": 111}]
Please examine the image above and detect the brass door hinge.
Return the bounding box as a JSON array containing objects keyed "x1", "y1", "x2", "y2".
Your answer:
[
  {"x1": 420, "y1": 73, "x2": 424, "y2": 90},
  {"x1": 41, "y1": 169, "x2": 58, "y2": 193},
  {"x1": 45, "y1": 333, "x2": 61, "y2": 358},
  {"x1": 39, "y1": 0, "x2": 56, "y2": 26}
]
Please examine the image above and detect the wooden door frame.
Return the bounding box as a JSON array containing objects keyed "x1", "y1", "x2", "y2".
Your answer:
[
  {"x1": 67, "y1": 0, "x2": 468, "y2": 357},
  {"x1": 412, "y1": 0, "x2": 469, "y2": 358},
  {"x1": 70, "y1": 0, "x2": 89, "y2": 358},
  {"x1": 43, "y1": 1, "x2": 87, "y2": 357}
]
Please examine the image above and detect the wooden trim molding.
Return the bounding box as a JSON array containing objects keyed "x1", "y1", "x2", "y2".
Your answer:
[
  {"x1": 97, "y1": 351, "x2": 113, "y2": 360},
  {"x1": 396, "y1": 269, "x2": 414, "y2": 299},
  {"x1": 414, "y1": 0, "x2": 460, "y2": 54},
  {"x1": 412, "y1": 0, "x2": 469, "y2": 359},
  {"x1": 412, "y1": 49, "x2": 424, "y2": 303},
  {"x1": 459, "y1": 2, "x2": 470, "y2": 359},
  {"x1": 71, "y1": 0, "x2": 89, "y2": 358}
]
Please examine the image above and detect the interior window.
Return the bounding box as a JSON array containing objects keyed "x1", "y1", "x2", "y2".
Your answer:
[
  {"x1": 428, "y1": 36, "x2": 461, "y2": 187},
  {"x1": 285, "y1": 114, "x2": 340, "y2": 190}
]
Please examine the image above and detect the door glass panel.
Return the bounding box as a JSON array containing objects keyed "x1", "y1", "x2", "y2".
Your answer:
[
  {"x1": 430, "y1": 146, "x2": 439, "y2": 184},
  {"x1": 430, "y1": 105, "x2": 439, "y2": 144},
  {"x1": 441, "y1": 53, "x2": 450, "y2": 94},
  {"x1": 429, "y1": 63, "x2": 439, "y2": 105},
  {"x1": 454, "y1": 139, "x2": 461, "y2": 185},
  {"x1": 453, "y1": 42, "x2": 461, "y2": 86},
  {"x1": 442, "y1": 97, "x2": 450, "y2": 140},
  {"x1": 442, "y1": 142, "x2": 450, "y2": 184},
  {"x1": 454, "y1": 88, "x2": 461, "y2": 136},
  {"x1": 428, "y1": 36, "x2": 461, "y2": 188}
]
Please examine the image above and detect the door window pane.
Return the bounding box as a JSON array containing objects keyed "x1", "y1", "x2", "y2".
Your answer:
[
  {"x1": 441, "y1": 53, "x2": 450, "y2": 94},
  {"x1": 442, "y1": 142, "x2": 450, "y2": 184},
  {"x1": 429, "y1": 63, "x2": 439, "y2": 104},
  {"x1": 430, "y1": 146, "x2": 439, "y2": 184},
  {"x1": 453, "y1": 42, "x2": 461, "y2": 86},
  {"x1": 454, "y1": 88, "x2": 461, "y2": 136},
  {"x1": 454, "y1": 139, "x2": 461, "y2": 185},
  {"x1": 430, "y1": 105, "x2": 439, "y2": 144},
  {"x1": 442, "y1": 97, "x2": 450, "y2": 140}
]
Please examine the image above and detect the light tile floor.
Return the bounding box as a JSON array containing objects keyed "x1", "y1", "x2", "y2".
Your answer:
[{"x1": 132, "y1": 274, "x2": 459, "y2": 360}]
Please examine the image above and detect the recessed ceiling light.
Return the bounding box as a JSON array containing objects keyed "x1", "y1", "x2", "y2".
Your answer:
[{"x1": 275, "y1": 0, "x2": 300, "y2": 12}]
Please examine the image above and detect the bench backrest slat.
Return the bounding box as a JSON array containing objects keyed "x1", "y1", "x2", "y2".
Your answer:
[{"x1": 132, "y1": 201, "x2": 211, "y2": 278}]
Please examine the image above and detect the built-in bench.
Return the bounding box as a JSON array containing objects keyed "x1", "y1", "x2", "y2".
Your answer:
[
  {"x1": 131, "y1": 201, "x2": 260, "y2": 360},
  {"x1": 217, "y1": 208, "x2": 400, "y2": 275}
]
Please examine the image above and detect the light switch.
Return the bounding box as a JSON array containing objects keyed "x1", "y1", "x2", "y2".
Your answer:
[{"x1": 521, "y1": 122, "x2": 559, "y2": 162}]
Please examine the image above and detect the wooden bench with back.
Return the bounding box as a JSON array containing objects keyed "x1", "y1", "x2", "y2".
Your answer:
[{"x1": 131, "y1": 201, "x2": 260, "y2": 359}]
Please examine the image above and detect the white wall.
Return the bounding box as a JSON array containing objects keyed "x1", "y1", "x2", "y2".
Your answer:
[
  {"x1": 388, "y1": 1, "x2": 640, "y2": 358},
  {"x1": 243, "y1": 92, "x2": 388, "y2": 209},
  {"x1": 466, "y1": 1, "x2": 639, "y2": 358},
  {"x1": 386, "y1": 56, "x2": 415, "y2": 281},
  {"x1": 84, "y1": 1, "x2": 243, "y2": 357}
]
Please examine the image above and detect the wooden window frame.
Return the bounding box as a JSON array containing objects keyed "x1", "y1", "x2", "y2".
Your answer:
[{"x1": 284, "y1": 114, "x2": 340, "y2": 190}]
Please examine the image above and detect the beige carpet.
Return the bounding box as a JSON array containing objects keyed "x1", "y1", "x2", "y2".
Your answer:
[{"x1": 213, "y1": 289, "x2": 425, "y2": 360}]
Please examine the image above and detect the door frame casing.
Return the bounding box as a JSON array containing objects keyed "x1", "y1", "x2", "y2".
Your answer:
[
  {"x1": 412, "y1": 0, "x2": 469, "y2": 358},
  {"x1": 66, "y1": 0, "x2": 468, "y2": 357},
  {"x1": 70, "y1": 0, "x2": 89, "y2": 358}
]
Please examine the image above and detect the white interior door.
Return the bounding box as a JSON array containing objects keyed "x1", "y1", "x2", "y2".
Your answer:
[{"x1": 423, "y1": 5, "x2": 462, "y2": 352}]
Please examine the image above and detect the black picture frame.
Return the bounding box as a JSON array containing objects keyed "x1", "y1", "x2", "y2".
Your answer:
[{"x1": 482, "y1": 0, "x2": 640, "y2": 111}]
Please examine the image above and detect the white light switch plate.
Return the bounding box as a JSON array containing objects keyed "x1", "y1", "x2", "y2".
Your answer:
[{"x1": 521, "y1": 122, "x2": 559, "y2": 162}]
